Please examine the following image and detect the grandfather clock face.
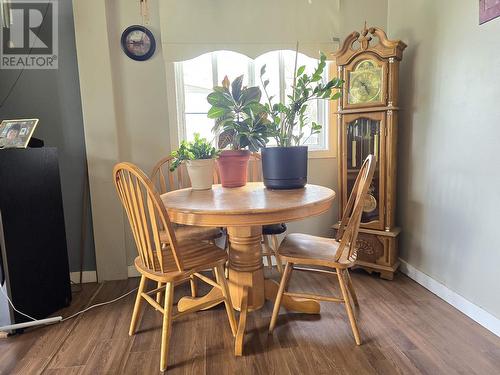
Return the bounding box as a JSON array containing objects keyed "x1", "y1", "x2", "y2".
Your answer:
[{"x1": 348, "y1": 60, "x2": 383, "y2": 105}]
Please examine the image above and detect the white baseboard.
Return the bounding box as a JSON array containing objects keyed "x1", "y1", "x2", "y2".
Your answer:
[
  {"x1": 128, "y1": 266, "x2": 140, "y2": 278},
  {"x1": 69, "y1": 271, "x2": 97, "y2": 284},
  {"x1": 399, "y1": 259, "x2": 500, "y2": 337}
]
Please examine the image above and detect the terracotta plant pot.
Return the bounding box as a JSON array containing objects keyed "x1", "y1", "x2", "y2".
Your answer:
[
  {"x1": 216, "y1": 150, "x2": 251, "y2": 188},
  {"x1": 186, "y1": 159, "x2": 215, "y2": 190}
]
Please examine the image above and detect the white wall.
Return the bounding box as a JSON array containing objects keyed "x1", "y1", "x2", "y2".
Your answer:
[
  {"x1": 73, "y1": 0, "x2": 171, "y2": 279},
  {"x1": 159, "y1": 0, "x2": 387, "y2": 60},
  {"x1": 73, "y1": 0, "x2": 388, "y2": 278},
  {"x1": 388, "y1": 0, "x2": 500, "y2": 319}
]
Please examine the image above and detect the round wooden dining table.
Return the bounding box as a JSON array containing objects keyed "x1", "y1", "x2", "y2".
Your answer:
[{"x1": 161, "y1": 182, "x2": 335, "y2": 355}]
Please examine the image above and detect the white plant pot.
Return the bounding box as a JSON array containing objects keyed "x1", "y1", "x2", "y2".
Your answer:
[{"x1": 186, "y1": 159, "x2": 215, "y2": 190}]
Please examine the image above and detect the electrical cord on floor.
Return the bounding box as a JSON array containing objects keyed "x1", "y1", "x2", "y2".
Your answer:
[
  {"x1": 0, "y1": 284, "x2": 37, "y2": 321},
  {"x1": 60, "y1": 287, "x2": 138, "y2": 322},
  {"x1": 0, "y1": 283, "x2": 138, "y2": 335}
]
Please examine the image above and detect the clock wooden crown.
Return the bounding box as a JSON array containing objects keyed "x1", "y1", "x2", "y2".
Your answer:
[
  {"x1": 331, "y1": 26, "x2": 406, "y2": 280},
  {"x1": 332, "y1": 26, "x2": 407, "y2": 66},
  {"x1": 332, "y1": 26, "x2": 407, "y2": 111}
]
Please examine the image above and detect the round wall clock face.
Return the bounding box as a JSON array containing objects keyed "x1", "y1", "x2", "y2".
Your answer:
[
  {"x1": 348, "y1": 60, "x2": 382, "y2": 104},
  {"x1": 121, "y1": 25, "x2": 156, "y2": 61}
]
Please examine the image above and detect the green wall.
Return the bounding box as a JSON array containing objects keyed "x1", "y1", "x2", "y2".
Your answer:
[{"x1": 388, "y1": 0, "x2": 500, "y2": 319}]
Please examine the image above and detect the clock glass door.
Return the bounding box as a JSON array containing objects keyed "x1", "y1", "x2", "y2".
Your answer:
[{"x1": 344, "y1": 113, "x2": 385, "y2": 229}]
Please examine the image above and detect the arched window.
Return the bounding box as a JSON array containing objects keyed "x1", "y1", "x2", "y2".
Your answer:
[{"x1": 174, "y1": 50, "x2": 330, "y2": 151}]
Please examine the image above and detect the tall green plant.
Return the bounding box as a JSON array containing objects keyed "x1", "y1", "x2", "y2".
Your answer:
[
  {"x1": 259, "y1": 51, "x2": 343, "y2": 147},
  {"x1": 207, "y1": 75, "x2": 269, "y2": 151}
]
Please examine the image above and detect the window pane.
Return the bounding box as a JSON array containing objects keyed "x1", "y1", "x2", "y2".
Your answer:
[
  {"x1": 282, "y1": 51, "x2": 328, "y2": 149},
  {"x1": 183, "y1": 53, "x2": 213, "y2": 89},
  {"x1": 254, "y1": 51, "x2": 280, "y2": 104},
  {"x1": 282, "y1": 50, "x2": 320, "y2": 101},
  {"x1": 216, "y1": 51, "x2": 251, "y2": 86},
  {"x1": 184, "y1": 88, "x2": 211, "y2": 113},
  {"x1": 185, "y1": 113, "x2": 215, "y2": 143},
  {"x1": 177, "y1": 50, "x2": 329, "y2": 151}
]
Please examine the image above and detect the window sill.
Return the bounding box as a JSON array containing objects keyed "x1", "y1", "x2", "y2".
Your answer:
[{"x1": 308, "y1": 150, "x2": 336, "y2": 159}]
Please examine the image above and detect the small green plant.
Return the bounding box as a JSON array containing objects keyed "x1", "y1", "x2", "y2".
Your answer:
[
  {"x1": 207, "y1": 75, "x2": 269, "y2": 151},
  {"x1": 169, "y1": 133, "x2": 218, "y2": 171},
  {"x1": 259, "y1": 50, "x2": 343, "y2": 147}
]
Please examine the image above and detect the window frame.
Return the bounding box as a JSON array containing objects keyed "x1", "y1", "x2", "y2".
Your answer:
[{"x1": 171, "y1": 51, "x2": 338, "y2": 159}]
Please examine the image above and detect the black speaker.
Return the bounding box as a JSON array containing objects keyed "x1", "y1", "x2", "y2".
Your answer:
[{"x1": 0, "y1": 148, "x2": 71, "y2": 329}]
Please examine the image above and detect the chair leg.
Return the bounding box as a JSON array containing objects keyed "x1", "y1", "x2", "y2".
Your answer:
[
  {"x1": 160, "y1": 282, "x2": 174, "y2": 372},
  {"x1": 345, "y1": 269, "x2": 359, "y2": 307},
  {"x1": 214, "y1": 264, "x2": 237, "y2": 336},
  {"x1": 269, "y1": 262, "x2": 294, "y2": 333},
  {"x1": 271, "y1": 235, "x2": 283, "y2": 273},
  {"x1": 223, "y1": 231, "x2": 229, "y2": 252},
  {"x1": 262, "y1": 235, "x2": 273, "y2": 267},
  {"x1": 337, "y1": 269, "x2": 361, "y2": 345},
  {"x1": 156, "y1": 282, "x2": 163, "y2": 305},
  {"x1": 129, "y1": 275, "x2": 147, "y2": 336},
  {"x1": 225, "y1": 238, "x2": 230, "y2": 278},
  {"x1": 189, "y1": 275, "x2": 197, "y2": 298}
]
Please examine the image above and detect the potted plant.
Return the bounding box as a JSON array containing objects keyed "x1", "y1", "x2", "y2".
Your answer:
[
  {"x1": 169, "y1": 133, "x2": 219, "y2": 190},
  {"x1": 207, "y1": 75, "x2": 268, "y2": 187},
  {"x1": 259, "y1": 51, "x2": 343, "y2": 189}
]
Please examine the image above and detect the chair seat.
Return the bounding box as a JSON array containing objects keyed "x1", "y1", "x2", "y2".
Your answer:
[
  {"x1": 134, "y1": 240, "x2": 228, "y2": 282},
  {"x1": 278, "y1": 233, "x2": 353, "y2": 269},
  {"x1": 262, "y1": 223, "x2": 287, "y2": 235},
  {"x1": 160, "y1": 225, "x2": 222, "y2": 243}
]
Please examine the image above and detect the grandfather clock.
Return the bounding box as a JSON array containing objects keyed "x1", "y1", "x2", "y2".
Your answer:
[{"x1": 332, "y1": 26, "x2": 406, "y2": 280}]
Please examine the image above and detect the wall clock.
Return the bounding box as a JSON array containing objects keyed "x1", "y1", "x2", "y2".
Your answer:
[{"x1": 121, "y1": 25, "x2": 156, "y2": 61}]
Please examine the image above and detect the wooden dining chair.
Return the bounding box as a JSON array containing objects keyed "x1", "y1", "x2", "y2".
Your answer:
[
  {"x1": 247, "y1": 153, "x2": 285, "y2": 273},
  {"x1": 113, "y1": 162, "x2": 237, "y2": 372},
  {"x1": 151, "y1": 156, "x2": 222, "y2": 297},
  {"x1": 268, "y1": 155, "x2": 376, "y2": 345},
  {"x1": 151, "y1": 156, "x2": 221, "y2": 238}
]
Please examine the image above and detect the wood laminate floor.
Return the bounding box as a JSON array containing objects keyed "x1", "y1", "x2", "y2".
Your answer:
[{"x1": 1, "y1": 269, "x2": 499, "y2": 375}]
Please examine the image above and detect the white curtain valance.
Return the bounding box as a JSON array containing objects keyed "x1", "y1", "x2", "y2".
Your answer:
[
  {"x1": 162, "y1": 42, "x2": 339, "y2": 62},
  {"x1": 159, "y1": 0, "x2": 341, "y2": 62}
]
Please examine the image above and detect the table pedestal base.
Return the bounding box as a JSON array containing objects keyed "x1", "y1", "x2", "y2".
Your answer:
[
  {"x1": 176, "y1": 225, "x2": 321, "y2": 356},
  {"x1": 263, "y1": 279, "x2": 321, "y2": 314}
]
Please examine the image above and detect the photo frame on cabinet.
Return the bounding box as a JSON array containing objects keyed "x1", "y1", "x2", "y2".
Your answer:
[{"x1": 0, "y1": 119, "x2": 39, "y2": 149}]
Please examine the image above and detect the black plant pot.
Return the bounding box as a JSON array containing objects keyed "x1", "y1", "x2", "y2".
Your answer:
[{"x1": 261, "y1": 146, "x2": 308, "y2": 189}]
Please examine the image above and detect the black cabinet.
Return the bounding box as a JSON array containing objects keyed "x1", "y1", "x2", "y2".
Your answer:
[{"x1": 0, "y1": 148, "x2": 71, "y2": 327}]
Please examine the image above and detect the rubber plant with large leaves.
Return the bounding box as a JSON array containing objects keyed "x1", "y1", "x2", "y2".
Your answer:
[
  {"x1": 206, "y1": 75, "x2": 269, "y2": 187},
  {"x1": 207, "y1": 75, "x2": 268, "y2": 151}
]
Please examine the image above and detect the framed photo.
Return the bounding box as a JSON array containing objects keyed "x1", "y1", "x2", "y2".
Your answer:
[
  {"x1": 480, "y1": 0, "x2": 500, "y2": 24},
  {"x1": 0, "y1": 119, "x2": 39, "y2": 149}
]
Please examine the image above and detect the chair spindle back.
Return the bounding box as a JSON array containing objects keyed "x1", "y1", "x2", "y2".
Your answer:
[
  {"x1": 114, "y1": 162, "x2": 184, "y2": 273},
  {"x1": 248, "y1": 152, "x2": 263, "y2": 182},
  {"x1": 334, "y1": 155, "x2": 376, "y2": 263},
  {"x1": 152, "y1": 155, "x2": 219, "y2": 193},
  {"x1": 151, "y1": 156, "x2": 190, "y2": 194}
]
